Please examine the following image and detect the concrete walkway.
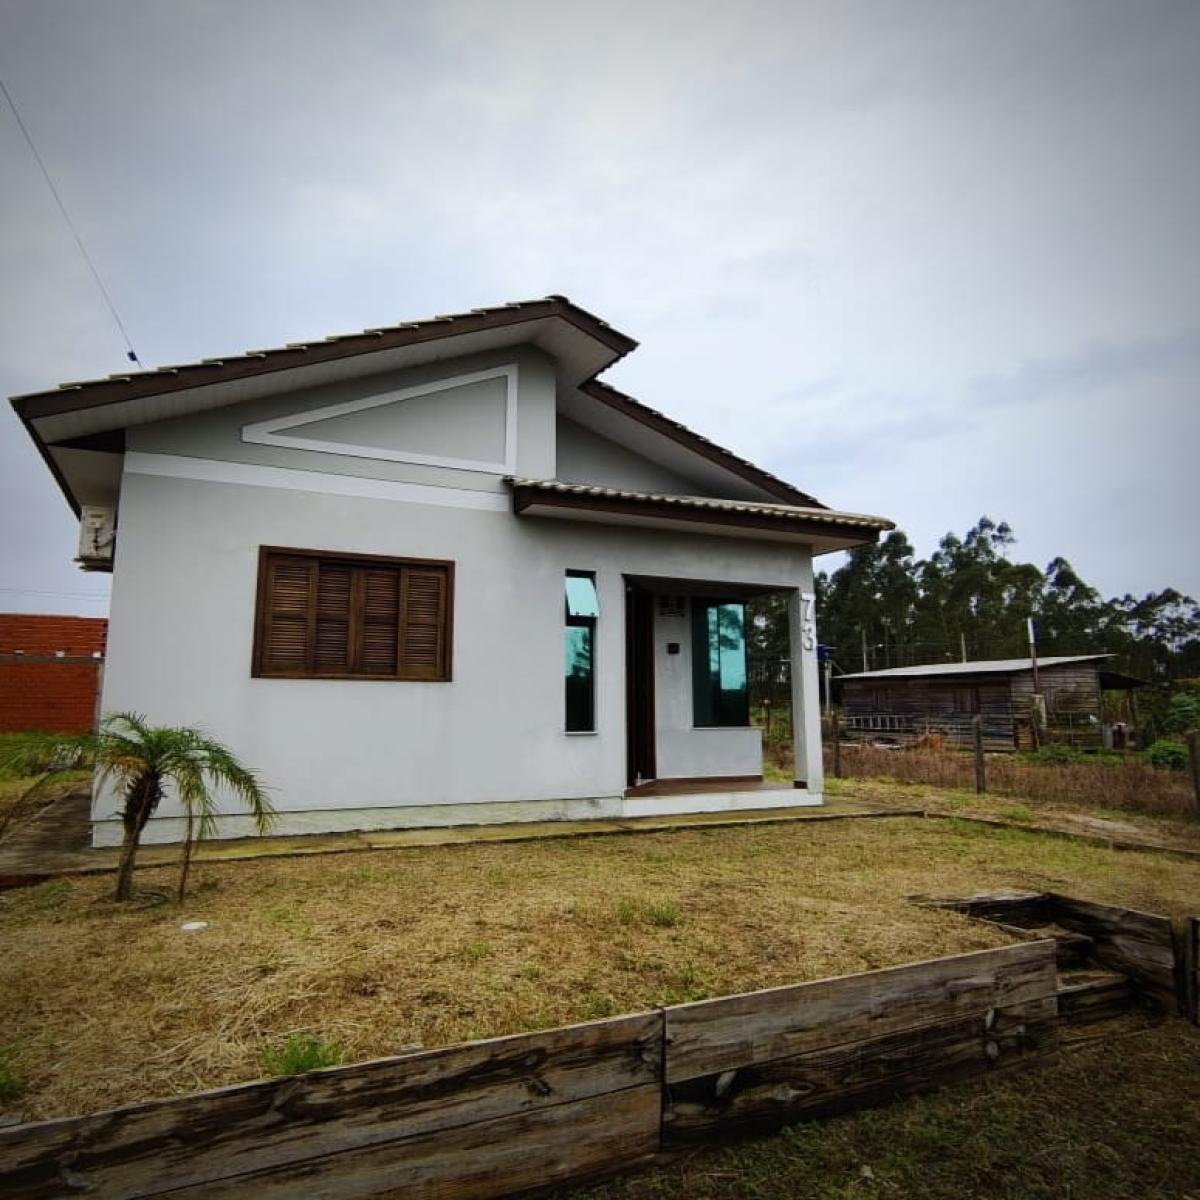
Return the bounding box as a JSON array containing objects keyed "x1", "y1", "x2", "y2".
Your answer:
[{"x1": 0, "y1": 787, "x2": 920, "y2": 886}]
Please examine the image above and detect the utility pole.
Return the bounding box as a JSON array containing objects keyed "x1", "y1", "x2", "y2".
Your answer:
[
  {"x1": 1027, "y1": 617, "x2": 1040, "y2": 693},
  {"x1": 861, "y1": 628, "x2": 869, "y2": 673},
  {"x1": 1188, "y1": 731, "x2": 1200, "y2": 817},
  {"x1": 960, "y1": 632, "x2": 967, "y2": 663},
  {"x1": 1027, "y1": 617, "x2": 1042, "y2": 750}
]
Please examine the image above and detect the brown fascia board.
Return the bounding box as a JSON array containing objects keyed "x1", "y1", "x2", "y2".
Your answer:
[
  {"x1": 511, "y1": 484, "x2": 880, "y2": 545},
  {"x1": 11, "y1": 295, "x2": 638, "y2": 423},
  {"x1": 579, "y1": 379, "x2": 825, "y2": 509}
]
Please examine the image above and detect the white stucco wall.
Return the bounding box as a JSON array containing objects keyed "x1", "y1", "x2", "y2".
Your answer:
[
  {"x1": 94, "y1": 346, "x2": 822, "y2": 843},
  {"x1": 555, "y1": 417, "x2": 702, "y2": 495},
  {"x1": 96, "y1": 468, "x2": 816, "y2": 842},
  {"x1": 652, "y1": 597, "x2": 762, "y2": 779}
]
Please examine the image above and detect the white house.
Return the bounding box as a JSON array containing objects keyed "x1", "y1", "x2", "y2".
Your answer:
[{"x1": 13, "y1": 296, "x2": 894, "y2": 845}]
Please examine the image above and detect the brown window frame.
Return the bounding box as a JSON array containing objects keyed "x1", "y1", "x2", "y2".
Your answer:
[{"x1": 251, "y1": 546, "x2": 454, "y2": 682}]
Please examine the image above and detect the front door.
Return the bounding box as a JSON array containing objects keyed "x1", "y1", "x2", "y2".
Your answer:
[{"x1": 625, "y1": 582, "x2": 656, "y2": 785}]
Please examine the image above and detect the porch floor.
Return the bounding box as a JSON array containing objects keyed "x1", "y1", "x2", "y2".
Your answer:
[
  {"x1": 624, "y1": 776, "x2": 793, "y2": 797},
  {"x1": 0, "y1": 787, "x2": 919, "y2": 887}
]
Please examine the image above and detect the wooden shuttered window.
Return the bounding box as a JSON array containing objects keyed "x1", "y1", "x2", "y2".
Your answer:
[{"x1": 253, "y1": 548, "x2": 452, "y2": 681}]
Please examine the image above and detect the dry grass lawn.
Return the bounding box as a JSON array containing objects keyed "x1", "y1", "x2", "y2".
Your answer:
[
  {"x1": 1, "y1": 815, "x2": 1197, "y2": 1122},
  {"x1": 828, "y1": 741, "x2": 1195, "y2": 818}
]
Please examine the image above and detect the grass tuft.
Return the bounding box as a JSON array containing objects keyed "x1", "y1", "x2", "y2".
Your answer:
[
  {"x1": 998, "y1": 804, "x2": 1035, "y2": 824},
  {"x1": 259, "y1": 1034, "x2": 342, "y2": 1076},
  {"x1": 579, "y1": 990, "x2": 616, "y2": 1020},
  {"x1": 0, "y1": 1046, "x2": 22, "y2": 1102},
  {"x1": 645, "y1": 902, "x2": 681, "y2": 928}
]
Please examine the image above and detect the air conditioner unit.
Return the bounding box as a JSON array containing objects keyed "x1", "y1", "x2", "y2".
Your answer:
[{"x1": 76, "y1": 506, "x2": 116, "y2": 571}]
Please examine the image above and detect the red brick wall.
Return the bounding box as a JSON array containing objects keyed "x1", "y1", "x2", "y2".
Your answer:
[{"x1": 0, "y1": 615, "x2": 108, "y2": 734}]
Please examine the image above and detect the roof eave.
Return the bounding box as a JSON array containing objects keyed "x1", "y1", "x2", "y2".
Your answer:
[
  {"x1": 510, "y1": 481, "x2": 891, "y2": 552},
  {"x1": 12, "y1": 296, "x2": 638, "y2": 423},
  {"x1": 11, "y1": 401, "x2": 82, "y2": 517}
]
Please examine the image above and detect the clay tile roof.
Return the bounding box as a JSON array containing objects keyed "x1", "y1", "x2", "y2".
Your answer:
[
  {"x1": 13, "y1": 294, "x2": 868, "y2": 522},
  {"x1": 12, "y1": 295, "x2": 637, "y2": 417}
]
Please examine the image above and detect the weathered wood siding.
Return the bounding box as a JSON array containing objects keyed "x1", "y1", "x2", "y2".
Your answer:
[
  {"x1": 0, "y1": 1014, "x2": 663, "y2": 1200},
  {"x1": 662, "y1": 941, "x2": 1059, "y2": 1141},
  {"x1": 844, "y1": 661, "x2": 1108, "y2": 751},
  {"x1": 842, "y1": 676, "x2": 1015, "y2": 750},
  {"x1": 1010, "y1": 662, "x2": 1105, "y2": 749}
]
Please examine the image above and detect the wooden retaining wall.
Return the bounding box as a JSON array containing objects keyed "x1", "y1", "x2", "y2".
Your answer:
[
  {"x1": 0, "y1": 942, "x2": 1064, "y2": 1200},
  {"x1": 4, "y1": 902, "x2": 1193, "y2": 1199},
  {"x1": 918, "y1": 889, "x2": 1190, "y2": 1024},
  {"x1": 1047, "y1": 894, "x2": 1179, "y2": 1014},
  {"x1": 662, "y1": 941, "x2": 1058, "y2": 1140},
  {"x1": 1186, "y1": 917, "x2": 1199, "y2": 1026},
  {"x1": 0, "y1": 1015, "x2": 662, "y2": 1200}
]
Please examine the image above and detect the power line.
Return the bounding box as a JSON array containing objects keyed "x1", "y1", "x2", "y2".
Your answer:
[
  {"x1": 0, "y1": 587, "x2": 109, "y2": 601},
  {"x1": 0, "y1": 75, "x2": 141, "y2": 365}
]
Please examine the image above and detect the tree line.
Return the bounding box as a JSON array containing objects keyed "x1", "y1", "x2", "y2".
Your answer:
[{"x1": 748, "y1": 516, "x2": 1200, "y2": 687}]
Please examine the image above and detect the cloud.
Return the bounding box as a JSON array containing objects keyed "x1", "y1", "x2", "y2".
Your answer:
[
  {"x1": 972, "y1": 326, "x2": 1200, "y2": 409},
  {"x1": 1, "y1": 0, "x2": 1198, "y2": 612}
]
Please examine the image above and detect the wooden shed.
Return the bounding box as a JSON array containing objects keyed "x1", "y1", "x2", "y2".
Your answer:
[{"x1": 838, "y1": 655, "x2": 1144, "y2": 752}]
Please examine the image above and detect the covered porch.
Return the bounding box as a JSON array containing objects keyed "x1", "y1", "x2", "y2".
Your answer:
[
  {"x1": 620, "y1": 572, "x2": 824, "y2": 811},
  {"x1": 518, "y1": 476, "x2": 894, "y2": 818}
]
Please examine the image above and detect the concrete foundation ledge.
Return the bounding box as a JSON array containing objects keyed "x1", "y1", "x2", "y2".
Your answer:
[{"x1": 91, "y1": 789, "x2": 823, "y2": 847}]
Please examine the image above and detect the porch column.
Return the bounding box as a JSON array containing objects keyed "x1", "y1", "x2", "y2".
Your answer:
[{"x1": 787, "y1": 588, "x2": 824, "y2": 795}]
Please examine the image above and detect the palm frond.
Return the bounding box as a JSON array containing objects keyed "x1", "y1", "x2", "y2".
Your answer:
[{"x1": 7, "y1": 714, "x2": 274, "y2": 901}]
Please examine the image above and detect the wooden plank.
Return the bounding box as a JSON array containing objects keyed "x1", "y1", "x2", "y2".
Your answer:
[
  {"x1": 986, "y1": 924, "x2": 1094, "y2": 969},
  {"x1": 664, "y1": 940, "x2": 1057, "y2": 1083},
  {"x1": 664, "y1": 997, "x2": 1057, "y2": 1140},
  {"x1": 1056, "y1": 974, "x2": 1135, "y2": 1026},
  {"x1": 1049, "y1": 930, "x2": 1095, "y2": 969},
  {"x1": 917, "y1": 890, "x2": 1050, "y2": 927},
  {"x1": 1048, "y1": 895, "x2": 1178, "y2": 1012},
  {"x1": 162, "y1": 1084, "x2": 662, "y2": 1200},
  {"x1": 0, "y1": 1013, "x2": 661, "y2": 1200}
]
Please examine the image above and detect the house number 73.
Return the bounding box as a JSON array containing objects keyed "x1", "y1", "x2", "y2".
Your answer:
[{"x1": 800, "y1": 593, "x2": 816, "y2": 652}]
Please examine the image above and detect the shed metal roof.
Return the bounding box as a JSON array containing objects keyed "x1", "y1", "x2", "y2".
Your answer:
[{"x1": 839, "y1": 655, "x2": 1114, "y2": 680}]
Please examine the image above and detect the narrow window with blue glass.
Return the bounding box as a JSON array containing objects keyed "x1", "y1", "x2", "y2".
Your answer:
[
  {"x1": 691, "y1": 599, "x2": 749, "y2": 726},
  {"x1": 564, "y1": 571, "x2": 599, "y2": 732}
]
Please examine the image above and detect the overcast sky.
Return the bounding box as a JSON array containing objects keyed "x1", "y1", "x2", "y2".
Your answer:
[{"x1": 2, "y1": 0, "x2": 1197, "y2": 618}]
